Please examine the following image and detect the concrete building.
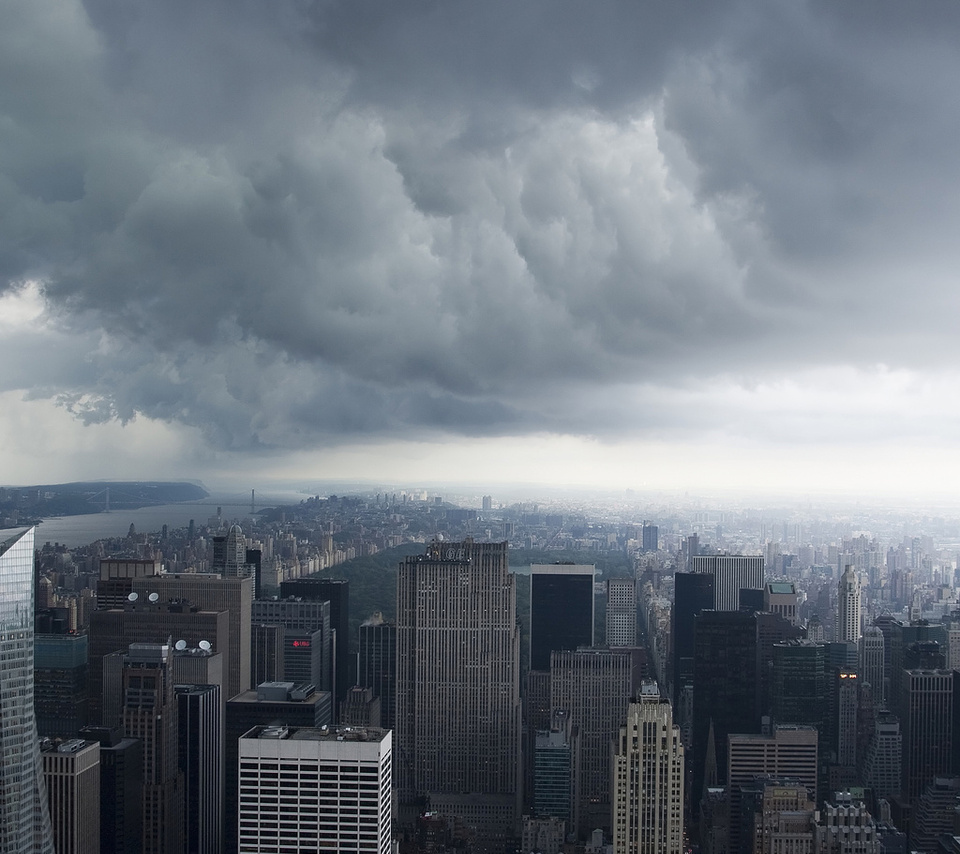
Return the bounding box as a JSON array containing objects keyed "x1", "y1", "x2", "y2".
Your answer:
[
  {"x1": 396, "y1": 540, "x2": 522, "y2": 839},
  {"x1": 550, "y1": 647, "x2": 640, "y2": 836},
  {"x1": 612, "y1": 683, "x2": 684, "y2": 854},
  {"x1": 606, "y1": 578, "x2": 637, "y2": 647},
  {"x1": 121, "y1": 643, "x2": 184, "y2": 854},
  {"x1": 40, "y1": 737, "x2": 100, "y2": 854},
  {"x1": 237, "y1": 725, "x2": 392, "y2": 854},
  {"x1": 838, "y1": 565, "x2": 862, "y2": 645},
  {"x1": 726, "y1": 727, "x2": 819, "y2": 854},
  {"x1": 131, "y1": 573, "x2": 253, "y2": 701}
]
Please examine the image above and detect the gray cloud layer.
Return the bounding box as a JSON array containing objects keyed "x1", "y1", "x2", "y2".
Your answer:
[{"x1": 4, "y1": 0, "x2": 960, "y2": 454}]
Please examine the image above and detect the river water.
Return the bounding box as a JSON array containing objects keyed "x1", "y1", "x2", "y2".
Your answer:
[{"x1": 34, "y1": 491, "x2": 307, "y2": 548}]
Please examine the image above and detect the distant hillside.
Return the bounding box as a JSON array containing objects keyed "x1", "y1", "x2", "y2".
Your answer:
[{"x1": 0, "y1": 481, "x2": 208, "y2": 519}]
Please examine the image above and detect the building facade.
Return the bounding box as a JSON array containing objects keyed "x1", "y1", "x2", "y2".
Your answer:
[
  {"x1": 691, "y1": 555, "x2": 764, "y2": 612},
  {"x1": 40, "y1": 738, "x2": 100, "y2": 854},
  {"x1": 611, "y1": 684, "x2": 684, "y2": 854},
  {"x1": 396, "y1": 540, "x2": 522, "y2": 836},
  {"x1": 605, "y1": 578, "x2": 637, "y2": 648},
  {"x1": 237, "y1": 725, "x2": 392, "y2": 854},
  {"x1": 529, "y1": 564, "x2": 595, "y2": 672},
  {"x1": 0, "y1": 527, "x2": 55, "y2": 853},
  {"x1": 837, "y1": 565, "x2": 862, "y2": 645}
]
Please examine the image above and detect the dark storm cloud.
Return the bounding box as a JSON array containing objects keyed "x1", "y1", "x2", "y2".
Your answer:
[{"x1": 4, "y1": 0, "x2": 960, "y2": 453}]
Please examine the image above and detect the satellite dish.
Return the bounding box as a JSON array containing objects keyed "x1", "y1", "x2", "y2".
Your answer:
[
  {"x1": 175, "y1": 640, "x2": 187, "y2": 651},
  {"x1": 148, "y1": 592, "x2": 160, "y2": 603},
  {"x1": 198, "y1": 640, "x2": 211, "y2": 651},
  {"x1": 127, "y1": 592, "x2": 138, "y2": 602}
]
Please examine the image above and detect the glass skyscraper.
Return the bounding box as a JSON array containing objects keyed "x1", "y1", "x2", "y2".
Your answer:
[{"x1": 0, "y1": 526, "x2": 54, "y2": 853}]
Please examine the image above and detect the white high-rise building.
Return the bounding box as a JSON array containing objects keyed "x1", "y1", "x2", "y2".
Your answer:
[
  {"x1": 692, "y1": 555, "x2": 764, "y2": 611},
  {"x1": 612, "y1": 683, "x2": 684, "y2": 854},
  {"x1": 238, "y1": 725, "x2": 392, "y2": 854},
  {"x1": 0, "y1": 527, "x2": 55, "y2": 854},
  {"x1": 837, "y1": 565, "x2": 862, "y2": 644}
]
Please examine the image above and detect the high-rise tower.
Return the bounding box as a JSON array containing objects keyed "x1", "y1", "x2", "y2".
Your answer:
[
  {"x1": 529, "y1": 564, "x2": 595, "y2": 672},
  {"x1": 692, "y1": 555, "x2": 764, "y2": 612},
  {"x1": 612, "y1": 683, "x2": 684, "y2": 854},
  {"x1": 396, "y1": 540, "x2": 522, "y2": 838},
  {"x1": 0, "y1": 527, "x2": 55, "y2": 853},
  {"x1": 837, "y1": 565, "x2": 862, "y2": 645}
]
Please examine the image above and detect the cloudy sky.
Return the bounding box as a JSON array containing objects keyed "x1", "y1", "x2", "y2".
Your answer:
[{"x1": 4, "y1": 0, "x2": 960, "y2": 497}]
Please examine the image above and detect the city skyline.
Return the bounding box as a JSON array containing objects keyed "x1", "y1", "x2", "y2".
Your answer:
[{"x1": 5, "y1": 3, "x2": 960, "y2": 497}]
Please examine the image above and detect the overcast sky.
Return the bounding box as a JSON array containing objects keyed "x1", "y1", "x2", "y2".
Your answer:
[{"x1": 4, "y1": 0, "x2": 960, "y2": 497}]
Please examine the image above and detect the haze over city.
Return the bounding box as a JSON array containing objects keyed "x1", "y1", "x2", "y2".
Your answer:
[{"x1": 4, "y1": 2, "x2": 960, "y2": 497}]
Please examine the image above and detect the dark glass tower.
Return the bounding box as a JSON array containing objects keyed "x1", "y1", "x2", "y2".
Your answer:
[
  {"x1": 358, "y1": 614, "x2": 397, "y2": 730},
  {"x1": 672, "y1": 572, "x2": 715, "y2": 709},
  {"x1": 529, "y1": 564, "x2": 595, "y2": 672},
  {"x1": 692, "y1": 610, "x2": 760, "y2": 812}
]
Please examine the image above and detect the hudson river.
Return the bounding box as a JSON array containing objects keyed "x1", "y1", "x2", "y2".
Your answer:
[{"x1": 34, "y1": 491, "x2": 307, "y2": 548}]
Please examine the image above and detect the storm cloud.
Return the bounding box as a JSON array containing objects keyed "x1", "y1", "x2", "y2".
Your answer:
[{"x1": 4, "y1": 0, "x2": 960, "y2": 469}]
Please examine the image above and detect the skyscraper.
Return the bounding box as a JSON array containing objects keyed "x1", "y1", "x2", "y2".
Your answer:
[
  {"x1": 692, "y1": 555, "x2": 764, "y2": 612},
  {"x1": 529, "y1": 564, "x2": 595, "y2": 672},
  {"x1": 396, "y1": 540, "x2": 522, "y2": 837},
  {"x1": 550, "y1": 647, "x2": 640, "y2": 836},
  {"x1": 237, "y1": 725, "x2": 392, "y2": 854},
  {"x1": 605, "y1": 578, "x2": 637, "y2": 647},
  {"x1": 358, "y1": 613, "x2": 396, "y2": 730},
  {"x1": 612, "y1": 683, "x2": 684, "y2": 854},
  {"x1": 672, "y1": 572, "x2": 714, "y2": 710},
  {"x1": 900, "y1": 669, "x2": 956, "y2": 801},
  {"x1": 281, "y1": 578, "x2": 350, "y2": 710},
  {"x1": 0, "y1": 527, "x2": 55, "y2": 854},
  {"x1": 39, "y1": 737, "x2": 100, "y2": 854},
  {"x1": 121, "y1": 643, "x2": 184, "y2": 854},
  {"x1": 175, "y1": 684, "x2": 222, "y2": 854},
  {"x1": 837, "y1": 565, "x2": 862, "y2": 644}
]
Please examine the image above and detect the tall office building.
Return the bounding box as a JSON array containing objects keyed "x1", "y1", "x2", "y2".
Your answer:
[
  {"x1": 692, "y1": 610, "x2": 760, "y2": 812},
  {"x1": 550, "y1": 647, "x2": 640, "y2": 836},
  {"x1": 78, "y1": 726, "x2": 143, "y2": 854},
  {"x1": 281, "y1": 578, "x2": 349, "y2": 709},
  {"x1": 40, "y1": 737, "x2": 100, "y2": 854},
  {"x1": 396, "y1": 540, "x2": 522, "y2": 837},
  {"x1": 859, "y1": 712, "x2": 901, "y2": 802},
  {"x1": 641, "y1": 523, "x2": 658, "y2": 553},
  {"x1": 131, "y1": 573, "x2": 253, "y2": 701},
  {"x1": 238, "y1": 725, "x2": 392, "y2": 854},
  {"x1": 252, "y1": 598, "x2": 333, "y2": 692},
  {"x1": 175, "y1": 684, "x2": 222, "y2": 854},
  {"x1": 530, "y1": 564, "x2": 595, "y2": 671},
  {"x1": 121, "y1": 643, "x2": 184, "y2": 854},
  {"x1": 771, "y1": 640, "x2": 826, "y2": 730},
  {"x1": 692, "y1": 555, "x2": 764, "y2": 612},
  {"x1": 612, "y1": 683, "x2": 684, "y2": 854},
  {"x1": 34, "y1": 631, "x2": 88, "y2": 737},
  {"x1": 605, "y1": 578, "x2": 637, "y2": 647},
  {"x1": 859, "y1": 626, "x2": 886, "y2": 705},
  {"x1": 225, "y1": 682, "x2": 333, "y2": 853},
  {"x1": 837, "y1": 565, "x2": 862, "y2": 644},
  {"x1": 533, "y1": 714, "x2": 578, "y2": 827},
  {"x1": 900, "y1": 669, "x2": 956, "y2": 801},
  {"x1": 726, "y1": 727, "x2": 819, "y2": 854},
  {"x1": 88, "y1": 603, "x2": 229, "y2": 726},
  {"x1": 358, "y1": 613, "x2": 397, "y2": 730},
  {"x1": 672, "y1": 572, "x2": 715, "y2": 711},
  {"x1": 0, "y1": 527, "x2": 55, "y2": 854}
]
